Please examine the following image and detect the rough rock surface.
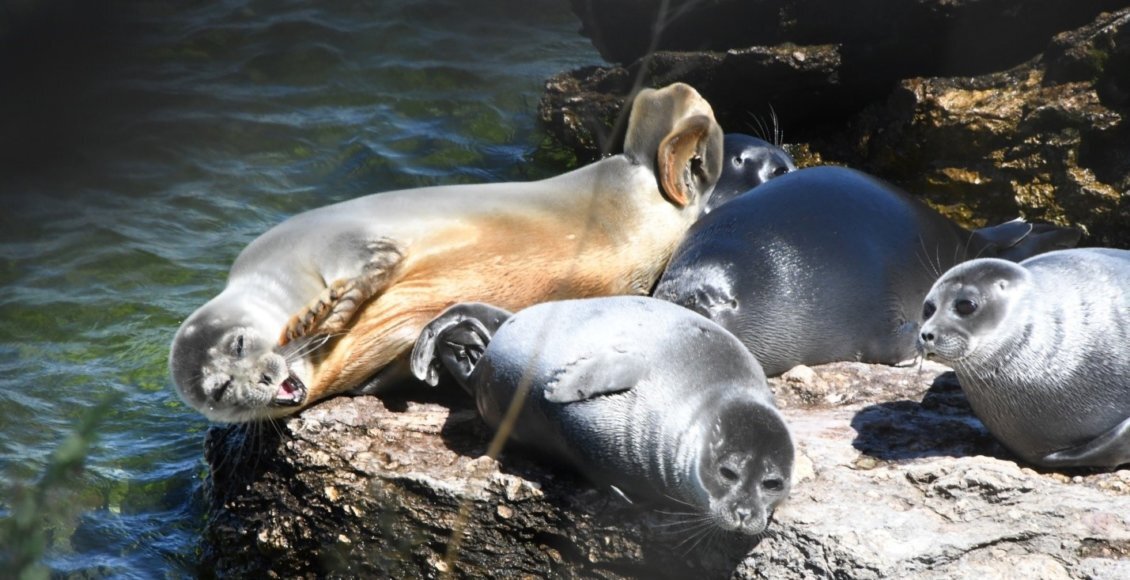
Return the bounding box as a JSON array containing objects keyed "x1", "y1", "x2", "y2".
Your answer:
[
  {"x1": 568, "y1": 0, "x2": 1126, "y2": 74},
  {"x1": 202, "y1": 361, "x2": 1130, "y2": 578},
  {"x1": 540, "y1": 7, "x2": 1130, "y2": 247}
]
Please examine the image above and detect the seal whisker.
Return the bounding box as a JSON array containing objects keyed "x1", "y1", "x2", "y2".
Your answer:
[
  {"x1": 651, "y1": 510, "x2": 714, "y2": 528},
  {"x1": 674, "y1": 519, "x2": 718, "y2": 556},
  {"x1": 769, "y1": 104, "x2": 783, "y2": 147},
  {"x1": 283, "y1": 333, "x2": 336, "y2": 360},
  {"x1": 650, "y1": 517, "x2": 714, "y2": 530},
  {"x1": 661, "y1": 492, "x2": 700, "y2": 509},
  {"x1": 749, "y1": 111, "x2": 770, "y2": 143},
  {"x1": 653, "y1": 507, "x2": 708, "y2": 518},
  {"x1": 915, "y1": 236, "x2": 942, "y2": 279}
]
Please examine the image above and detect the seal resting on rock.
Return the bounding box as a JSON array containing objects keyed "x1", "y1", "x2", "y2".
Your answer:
[
  {"x1": 169, "y1": 82, "x2": 723, "y2": 423},
  {"x1": 918, "y1": 248, "x2": 1130, "y2": 469},
  {"x1": 653, "y1": 166, "x2": 1080, "y2": 376},
  {"x1": 411, "y1": 296, "x2": 794, "y2": 536},
  {"x1": 700, "y1": 133, "x2": 796, "y2": 215}
]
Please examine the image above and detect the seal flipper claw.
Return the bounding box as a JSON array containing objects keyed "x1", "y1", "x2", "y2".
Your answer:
[
  {"x1": 280, "y1": 240, "x2": 404, "y2": 345},
  {"x1": 411, "y1": 302, "x2": 513, "y2": 390},
  {"x1": 609, "y1": 485, "x2": 635, "y2": 505},
  {"x1": 1041, "y1": 415, "x2": 1130, "y2": 469}
]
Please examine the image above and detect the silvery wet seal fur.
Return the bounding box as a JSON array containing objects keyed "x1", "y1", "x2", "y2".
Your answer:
[
  {"x1": 169, "y1": 83, "x2": 724, "y2": 423},
  {"x1": 654, "y1": 166, "x2": 1080, "y2": 377},
  {"x1": 411, "y1": 296, "x2": 795, "y2": 535},
  {"x1": 918, "y1": 248, "x2": 1130, "y2": 469}
]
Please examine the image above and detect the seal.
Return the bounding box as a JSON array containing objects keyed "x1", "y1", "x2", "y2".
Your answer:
[
  {"x1": 653, "y1": 166, "x2": 1080, "y2": 377},
  {"x1": 917, "y1": 248, "x2": 1130, "y2": 469},
  {"x1": 169, "y1": 82, "x2": 724, "y2": 423},
  {"x1": 700, "y1": 133, "x2": 796, "y2": 215},
  {"x1": 410, "y1": 296, "x2": 794, "y2": 535}
]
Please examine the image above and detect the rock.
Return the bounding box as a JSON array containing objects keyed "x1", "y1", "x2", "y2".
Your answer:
[
  {"x1": 202, "y1": 362, "x2": 1130, "y2": 577},
  {"x1": 539, "y1": 44, "x2": 843, "y2": 157},
  {"x1": 568, "y1": 0, "x2": 1126, "y2": 74},
  {"x1": 831, "y1": 8, "x2": 1130, "y2": 246},
  {"x1": 539, "y1": 7, "x2": 1130, "y2": 247}
]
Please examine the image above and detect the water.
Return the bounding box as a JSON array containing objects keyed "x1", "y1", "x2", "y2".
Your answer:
[{"x1": 0, "y1": 1, "x2": 601, "y2": 575}]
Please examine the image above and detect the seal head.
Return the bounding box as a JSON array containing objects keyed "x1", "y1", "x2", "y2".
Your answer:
[
  {"x1": 699, "y1": 400, "x2": 793, "y2": 533},
  {"x1": 169, "y1": 292, "x2": 310, "y2": 423},
  {"x1": 917, "y1": 259, "x2": 1030, "y2": 364},
  {"x1": 701, "y1": 133, "x2": 796, "y2": 215}
]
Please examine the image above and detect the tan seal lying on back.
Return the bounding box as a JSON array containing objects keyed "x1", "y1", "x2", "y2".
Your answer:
[{"x1": 169, "y1": 82, "x2": 724, "y2": 423}]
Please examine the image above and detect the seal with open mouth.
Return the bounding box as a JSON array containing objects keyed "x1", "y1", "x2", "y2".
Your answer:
[{"x1": 169, "y1": 82, "x2": 723, "y2": 423}]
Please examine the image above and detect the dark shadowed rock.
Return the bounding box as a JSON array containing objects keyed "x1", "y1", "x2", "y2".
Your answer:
[
  {"x1": 540, "y1": 7, "x2": 1130, "y2": 248},
  {"x1": 202, "y1": 361, "x2": 1130, "y2": 577},
  {"x1": 540, "y1": 44, "x2": 843, "y2": 157},
  {"x1": 568, "y1": 0, "x2": 1126, "y2": 75}
]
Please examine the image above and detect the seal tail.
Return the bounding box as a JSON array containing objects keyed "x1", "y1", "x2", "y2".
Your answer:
[{"x1": 410, "y1": 302, "x2": 513, "y2": 391}]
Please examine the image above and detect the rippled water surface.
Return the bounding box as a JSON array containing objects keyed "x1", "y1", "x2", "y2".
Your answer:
[{"x1": 0, "y1": 0, "x2": 600, "y2": 575}]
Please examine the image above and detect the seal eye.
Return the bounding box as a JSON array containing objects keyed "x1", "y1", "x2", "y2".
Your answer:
[
  {"x1": 922, "y1": 301, "x2": 937, "y2": 320},
  {"x1": 762, "y1": 478, "x2": 785, "y2": 492},
  {"x1": 732, "y1": 156, "x2": 744, "y2": 167},
  {"x1": 954, "y1": 299, "x2": 978, "y2": 317},
  {"x1": 231, "y1": 334, "x2": 245, "y2": 358},
  {"x1": 719, "y1": 466, "x2": 739, "y2": 483},
  {"x1": 772, "y1": 166, "x2": 789, "y2": 177}
]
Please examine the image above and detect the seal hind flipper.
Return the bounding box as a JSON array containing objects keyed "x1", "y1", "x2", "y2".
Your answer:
[
  {"x1": 280, "y1": 239, "x2": 404, "y2": 345},
  {"x1": 543, "y1": 348, "x2": 648, "y2": 404},
  {"x1": 623, "y1": 83, "x2": 723, "y2": 210},
  {"x1": 411, "y1": 302, "x2": 513, "y2": 389},
  {"x1": 971, "y1": 219, "x2": 1081, "y2": 261},
  {"x1": 1041, "y1": 416, "x2": 1130, "y2": 469}
]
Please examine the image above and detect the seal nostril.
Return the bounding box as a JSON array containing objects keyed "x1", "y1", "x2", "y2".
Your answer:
[{"x1": 921, "y1": 332, "x2": 934, "y2": 342}]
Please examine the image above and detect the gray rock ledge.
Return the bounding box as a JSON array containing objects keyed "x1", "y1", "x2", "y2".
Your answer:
[{"x1": 202, "y1": 361, "x2": 1130, "y2": 578}]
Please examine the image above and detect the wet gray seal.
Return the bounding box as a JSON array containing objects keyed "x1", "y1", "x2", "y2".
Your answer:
[
  {"x1": 917, "y1": 248, "x2": 1130, "y2": 469},
  {"x1": 411, "y1": 296, "x2": 794, "y2": 535},
  {"x1": 169, "y1": 82, "x2": 724, "y2": 423},
  {"x1": 700, "y1": 133, "x2": 796, "y2": 215},
  {"x1": 654, "y1": 166, "x2": 1080, "y2": 377}
]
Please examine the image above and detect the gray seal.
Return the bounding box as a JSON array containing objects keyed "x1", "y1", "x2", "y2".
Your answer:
[
  {"x1": 700, "y1": 133, "x2": 796, "y2": 215},
  {"x1": 917, "y1": 248, "x2": 1130, "y2": 469},
  {"x1": 411, "y1": 296, "x2": 794, "y2": 535},
  {"x1": 654, "y1": 166, "x2": 1080, "y2": 377}
]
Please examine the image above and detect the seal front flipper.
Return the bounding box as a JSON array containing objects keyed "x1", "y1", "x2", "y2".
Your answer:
[
  {"x1": 280, "y1": 239, "x2": 404, "y2": 345},
  {"x1": 543, "y1": 347, "x2": 648, "y2": 404},
  {"x1": 411, "y1": 302, "x2": 513, "y2": 390},
  {"x1": 1040, "y1": 416, "x2": 1130, "y2": 469}
]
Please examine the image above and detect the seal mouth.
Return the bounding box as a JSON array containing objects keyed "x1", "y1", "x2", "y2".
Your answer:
[{"x1": 270, "y1": 373, "x2": 307, "y2": 407}]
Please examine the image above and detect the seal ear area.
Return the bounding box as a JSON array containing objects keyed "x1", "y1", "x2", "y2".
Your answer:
[
  {"x1": 657, "y1": 114, "x2": 725, "y2": 208},
  {"x1": 1040, "y1": 415, "x2": 1130, "y2": 469},
  {"x1": 542, "y1": 348, "x2": 649, "y2": 404},
  {"x1": 410, "y1": 302, "x2": 513, "y2": 388}
]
